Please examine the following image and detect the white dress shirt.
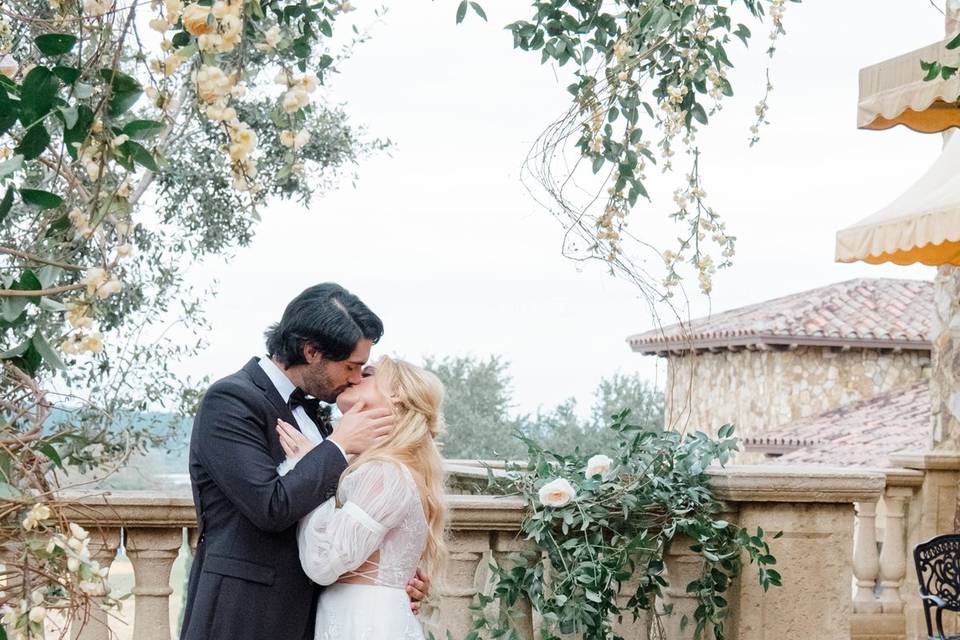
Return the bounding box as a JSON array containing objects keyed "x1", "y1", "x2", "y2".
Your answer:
[{"x1": 258, "y1": 357, "x2": 346, "y2": 471}]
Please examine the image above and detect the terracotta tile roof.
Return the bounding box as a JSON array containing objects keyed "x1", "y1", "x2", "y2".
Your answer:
[
  {"x1": 628, "y1": 278, "x2": 932, "y2": 355},
  {"x1": 743, "y1": 382, "x2": 929, "y2": 467}
]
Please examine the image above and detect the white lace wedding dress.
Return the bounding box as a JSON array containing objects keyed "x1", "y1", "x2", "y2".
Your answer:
[{"x1": 296, "y1": 461, "x2": 428, "y2": 640}]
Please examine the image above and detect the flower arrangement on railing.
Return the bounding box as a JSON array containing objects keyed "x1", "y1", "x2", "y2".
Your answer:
[{"x1": 466, "y1": 414, "x2": 780, "y2": 640}]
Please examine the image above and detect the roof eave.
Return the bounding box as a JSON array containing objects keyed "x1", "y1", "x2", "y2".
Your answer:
[{"x1": 627, "y1": 334, "x2": 932, "y2": 357}]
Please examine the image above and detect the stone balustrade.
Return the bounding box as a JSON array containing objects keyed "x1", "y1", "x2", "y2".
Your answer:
[
  {"x1": 54, "y1": 464, "x2": 885, "y2": 640},
  {"x1": 849, "y1": 451, "x2": 960, "y2": 640},
  {"x1": 851, "y1": 468, "x2": 924, "y2": 640}
]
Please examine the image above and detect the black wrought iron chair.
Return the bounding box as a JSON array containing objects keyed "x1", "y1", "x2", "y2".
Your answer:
[{"x1": 915, "y1": 534, "x2": 960, "y2": 639}]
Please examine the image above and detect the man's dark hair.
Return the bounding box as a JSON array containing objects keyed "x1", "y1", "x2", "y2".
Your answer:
[{"x1": 265, "y1": 283, "x2": 384, "y2": 365}]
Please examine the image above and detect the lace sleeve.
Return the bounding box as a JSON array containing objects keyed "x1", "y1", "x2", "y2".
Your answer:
[{"x1": 296, "y1": 461, "x2": 418, "y2": 586}]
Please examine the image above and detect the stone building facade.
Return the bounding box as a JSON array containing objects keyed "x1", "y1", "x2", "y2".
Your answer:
[
  {"x1": 661, "y1": 346, "x2": 930, "y2": 440},
  {"x1": 628, "y1": 278, "x2": 933, "y2": 444}
]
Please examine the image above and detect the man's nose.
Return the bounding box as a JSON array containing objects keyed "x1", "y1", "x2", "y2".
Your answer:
[{"x1": 347, "y1": 371, "x2": 362, "y2": 385}]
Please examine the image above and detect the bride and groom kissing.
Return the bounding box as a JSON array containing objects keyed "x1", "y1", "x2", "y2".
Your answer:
[{"x1": 179, "y1": 283, "x2": 446, "y2": 640}]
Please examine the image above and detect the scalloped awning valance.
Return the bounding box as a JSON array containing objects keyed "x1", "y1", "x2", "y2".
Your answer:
[
  {"x1": 858, "y1": 39, "x2": 960, "y2": 133},
  {"x1": 836, "y1": 129, "x2": 960, "y2": 266}
]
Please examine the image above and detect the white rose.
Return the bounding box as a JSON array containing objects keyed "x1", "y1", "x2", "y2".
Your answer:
[
  {"x1": 537, "y1": 478, "x2": 576, "y2": 508},
  {"x1": 584, "y1": 454, "x2": 613, "y2": 479},
  {"x1": 28, "y1": 606, "x2": 45, "y2": 623},
  {"x1": 67, "y1": 557, "x2": 80, "y2": 573}
]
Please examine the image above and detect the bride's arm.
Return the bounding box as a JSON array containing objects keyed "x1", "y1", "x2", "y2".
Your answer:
[{"x1": 296, "y1": 461, "x2": 416, "y2": 586}]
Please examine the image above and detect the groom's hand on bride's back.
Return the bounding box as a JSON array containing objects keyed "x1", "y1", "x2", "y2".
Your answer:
[{"x1": 328, "y1": 400, "x2": 394, "y2": 455}]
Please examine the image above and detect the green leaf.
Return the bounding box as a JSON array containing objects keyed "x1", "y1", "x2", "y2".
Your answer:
[
  {"x1": 122, "y1": 119, "x2": 166, "y2": 139},
  {"x1": 20, "y1": 188, "x2": 63, "y2": 209},
  {"x1": 52, "y1": 65, "x2": 81, "y2": 84},
  {"x1": 98, "y1": 68, "x2": 142, "y2": 116},
  {"x1": 35, "y1": 33, "x2": 78, "y2": 56},
  {"x1": 0, "y1": 153, "x2": 23, "y2": 178},
  {"x1": 456, "y1": 0, "x2": 468, "y2": 23},
  {"x1": 0, "y1": 339, "x2": 31, "y2": 359},
  {"x1": 63, "y1": 104, "x2": 94, "y2": 159},
  {"x1": 122, "y1": 140, "x2": 160, "y2": 172},
  {"x1": 690, "y1": 102, "x2": 708, "y2": 125},
  {"x1": 0, "y1": 84, "x2": 18, "y2": 135},
  {"x1": 14, "y1": 122, "x2": 51, "y2": 160},
  {"x1": 469, "y1": 2, "x2": 487, "y2": 21},
  {"x1": 0, "y1": 186, "x2": 13, "y2": 223},
  {"x1": 58, "y1": 105, "x2": 79, "y2": 129},
  {"x1": 0, "y1": 297, "x2": 27, "y2": 323},
  {"x1": 948, "y1": 30, "x2": 960, "y2": 50},
  {"x1": 19, "y1": 66, "x2": 59, "y2": 127},
  {"x1": 32, "y1": 332, "x2": 66, "y2": 370}
]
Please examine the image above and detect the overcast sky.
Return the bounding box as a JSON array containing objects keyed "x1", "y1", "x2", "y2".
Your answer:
[{"x1": 181, "y1": 0, "x2": 946, "y2": 417}]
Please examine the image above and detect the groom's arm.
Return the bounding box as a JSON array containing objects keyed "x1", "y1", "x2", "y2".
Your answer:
[{"x1": 194, "y1": 380, "x2": 347, "y2": 533}]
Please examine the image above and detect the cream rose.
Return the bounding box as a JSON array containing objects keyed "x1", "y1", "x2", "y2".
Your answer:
[
  {"x1": 182, "y1": 3, "x2": 213, "y2": 35},
  {"x1": 538, "y1": 478, "x2": 576, "y2": 507},
  {"x1": 584, "y1": 454, "x2": 613, "y2": 479}
]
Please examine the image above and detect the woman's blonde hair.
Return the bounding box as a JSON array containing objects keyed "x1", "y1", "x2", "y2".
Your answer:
[{"x1": 341, "y1": 356, "x2": 448, "y2": 584}]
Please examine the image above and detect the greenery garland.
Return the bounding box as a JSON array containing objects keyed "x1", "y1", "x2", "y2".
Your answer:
[{"x1": 466, "y1": 414, "x2": 781, "y2": 640}]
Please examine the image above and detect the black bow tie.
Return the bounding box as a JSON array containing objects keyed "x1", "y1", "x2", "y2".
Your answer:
[{"x1": 288, "y1": 388, "x2": 331, "y2": 436}]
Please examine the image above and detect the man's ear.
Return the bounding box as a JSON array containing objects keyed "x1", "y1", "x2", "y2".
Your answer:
[{"x1": 303, "y1": 342, "x2": 319, "y2": 363}]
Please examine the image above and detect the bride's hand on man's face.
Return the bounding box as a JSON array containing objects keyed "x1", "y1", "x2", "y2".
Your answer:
[{"x1": 276, "y1": 419, "x2": 316, "y2": 460}]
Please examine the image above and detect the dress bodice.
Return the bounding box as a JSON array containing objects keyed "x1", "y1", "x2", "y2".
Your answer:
[{"x1": 296, "y1": 461, "x2": 428, "y2": 588}]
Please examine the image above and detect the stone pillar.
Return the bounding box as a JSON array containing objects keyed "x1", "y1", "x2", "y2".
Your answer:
[
  {"x1": 708, "y1": 465, "x2": 885, "y2": 640},
  {"x1": 124, "y1": 527, "x2": 183, "y2": 640},
  {"x1": 852, "y1": 501, "x2": 881, "y2": 614},
  {"x1": 930, "y1": 266, "x2": 960, "y2": 457},
  {"x1": 70, "y1": 528, "x2": 121, "y2": 640}
]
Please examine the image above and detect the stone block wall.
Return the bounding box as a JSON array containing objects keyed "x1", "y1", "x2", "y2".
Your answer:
[{"x1": 663, "y1": 346, "x2": 930, "y2": 438}]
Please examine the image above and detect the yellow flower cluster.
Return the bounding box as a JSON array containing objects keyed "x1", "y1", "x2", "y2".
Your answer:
[
  {"x1": 183, "y1": 0, "x2": 245, "y2": 53},
  {"x1": 276, "y1": 70, "x2": 318, "y2": 113}
]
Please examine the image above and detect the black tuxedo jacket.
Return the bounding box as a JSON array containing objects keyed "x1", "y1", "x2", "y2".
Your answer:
[{"x1": 179, "y1": 358, "x2": 347, "y2": 640}]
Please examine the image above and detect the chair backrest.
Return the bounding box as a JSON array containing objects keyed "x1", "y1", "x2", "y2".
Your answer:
[{"x1": 915, "y1": 533, "x2": 960, "y2": 611}]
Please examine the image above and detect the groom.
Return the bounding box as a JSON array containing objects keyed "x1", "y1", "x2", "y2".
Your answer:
[{"x1": 180, "y1": 283, "x2": 429, "y2": 640}]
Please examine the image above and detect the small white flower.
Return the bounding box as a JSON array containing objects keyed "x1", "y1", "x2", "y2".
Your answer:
[
  {"x1": 70, "y1": 522, "x2": 89, "y2": 540},
  {"x1": 0, "y1": 54, "x2": 18, "y2": 79},
  {"x1": 21, "y1": 503, "x2": 51, "y2": 531},
  {"x1": 538, "y1": 478, "x2": 576, "y2": 507},
  {"x1": 83, "y1": 0, "x2": 112, "y2": 16},
  {"x1": 28, "y1": 606, "x2": 45, "y2": 624},
  {"x1": 584, "y1": 454, "x2": 613, "y2": 479},
  {"x1": 67, "y1": 557, "x2": 80, "y2": 573}
]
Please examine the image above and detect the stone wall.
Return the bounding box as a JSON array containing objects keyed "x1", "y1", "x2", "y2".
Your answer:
[{"x1": 663, "y1": 346, "x2": 930, "y2": 439}]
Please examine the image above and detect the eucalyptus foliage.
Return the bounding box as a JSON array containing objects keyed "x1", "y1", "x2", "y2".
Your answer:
[
  {"x1": 463, "y1": 0, "x2": 794, "y2": 298},
  {"x1": 468, "y1": 415, "x2": 780, "y2": 640}
]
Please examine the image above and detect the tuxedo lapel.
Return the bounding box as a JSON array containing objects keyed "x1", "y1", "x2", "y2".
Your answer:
[{"x1": 242, "y1": 357, "x2": 298, "y2": 428}]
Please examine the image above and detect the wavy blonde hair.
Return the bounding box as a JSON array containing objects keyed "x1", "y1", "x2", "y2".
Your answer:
[{"x1": 341, "y1": 356, "x2": 448, "y2": 584}]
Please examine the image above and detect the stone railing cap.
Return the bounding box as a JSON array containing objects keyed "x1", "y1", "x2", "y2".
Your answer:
[
  {"x1": 888, "y1": 450, "x2": 960, "y2": 471},
  {"x1": 707, "y1": 465, "x2": 886, "y2": 503}
]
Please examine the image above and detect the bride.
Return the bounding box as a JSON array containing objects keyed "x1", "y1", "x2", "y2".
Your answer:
[{"x1": 276, "y1": 356, "x2": 447, "y2": 639}]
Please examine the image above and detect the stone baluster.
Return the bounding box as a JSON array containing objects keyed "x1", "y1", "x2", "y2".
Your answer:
[
  {"x1": 878, "y1": 487, "x2": 911, "y2": 613},
  {"x1": 658, "y1": 535, "x2": 704, "y2": 639},
  {"x1": 611, "y1": 576, "x2": 652, "y2": 640},
  {"x1": 70, "y1": 527, "x2": 121, "y2": 640},
  {"x1": 124, "y1": 527, "x2": 183, "y2": 640},
  {"x1": 852, "y1": 501, "x2": 881, "y2": 614},
  {"x1": 435, "y1": 529, "x2": 490, "y2": 638},
  {"x1": 491, "y1": 530, "x2": 535, "y2": 638}
]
